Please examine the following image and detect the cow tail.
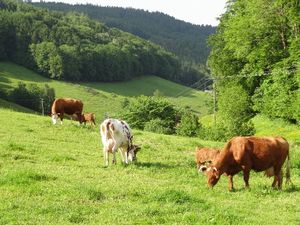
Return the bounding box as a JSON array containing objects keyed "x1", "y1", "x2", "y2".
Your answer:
[{"x1": 285, "y1": 152, "x2": 291, "y2": 185}]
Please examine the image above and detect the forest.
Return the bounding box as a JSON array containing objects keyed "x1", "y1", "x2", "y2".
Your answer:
[
  {"x1": 207, "y1": 0, "x2": 300, "y2": 138},
  {"x1": 32, "y1": 2, "x2": 215, "y2": 65},
  {"x1": 0, "y1": 0, "x2": 209, "y2": 86}
]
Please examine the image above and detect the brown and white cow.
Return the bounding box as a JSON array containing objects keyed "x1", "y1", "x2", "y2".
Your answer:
[
  {"x1": 82, "y1": 113, "x2": 96, "y2": 126},
  {"x1": 100, "y1": 118, "x2": 140, "y2": 166},
  {"x1": 205, "y1": 136, "x2": 291, "y2": 191},
  {"x1": 51, "y1": 98, "x2": 83, "y2": 125},
  {"x1": 195, "y1": 147, "x2": 220, "y2": 172}
]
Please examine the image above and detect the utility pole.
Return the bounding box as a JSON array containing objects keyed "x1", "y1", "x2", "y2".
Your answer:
[{"x1": 213, "y1": 79, "x2": 216, "y2": 126}]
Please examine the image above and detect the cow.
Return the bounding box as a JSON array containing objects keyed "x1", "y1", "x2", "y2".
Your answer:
[
  {"x1": 204, "y1": 136, "x2": 291, "y2": 191},
  {"x1": 195, "y1": 147, "x2": 220, "y2": 172},
  {"x1": 51, "y1": 98, "x2": 83, "y2": 125},
  {"x1": 100, "y1": 118, "x2": 140, "y2": 166},
  {"x1": 82, "y1": 113, "x2": 96, "y2": 126}
]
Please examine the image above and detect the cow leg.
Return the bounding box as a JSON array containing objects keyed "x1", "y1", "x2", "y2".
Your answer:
[
  {"x1": 112, "y1": 151, "x2": 117, "y2": 164},
  {"x1": 112, "y1": 145, "x2": 118, "y2": 164},
  {"x1": 272, "y1": 176, "x2": 277, "y2": 188},
  {"x1": 243, "y1": 169, "x2": 250, "y2": 189},
  {"x1": 124, "y1": 151, "x2": 129, "y2": 164},
  {"x1": 119, "y1": 150, "x2": 125, "y2": 164},
  {"x1": 60, "y1": 113, "x2": 64, "y2": 125},
  {"x1": 273, "y1": 169, "x2": 283, "y2": 189},
  {"x1": 228, "y1": 175, "x2": 234, "y2": 191},
  {"x1": 76, "y1": 113, "x2": 82, "y2": 125},
  {"x1": 103, "y1": 149, "x2": 109, "y2": 167}
]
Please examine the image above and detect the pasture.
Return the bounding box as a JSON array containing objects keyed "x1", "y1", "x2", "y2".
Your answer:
[
  {"x1": 0, "y1": 108, "x2": 300, "y2": 224},
  {"x1": 0, "y1": 62, "x2": 212, "y2": 118}
]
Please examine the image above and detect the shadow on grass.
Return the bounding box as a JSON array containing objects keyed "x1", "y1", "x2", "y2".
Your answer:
[
  {"x1": 284, "y1": 184, "x2": 299, "y2": 193},
  {"x1": 134, "y1": 161, "x2": 176, "y2": 169}
]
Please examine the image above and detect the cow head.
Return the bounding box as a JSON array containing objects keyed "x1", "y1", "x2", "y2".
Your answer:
[
  {"x1": 197, "y1": 160, "x2": 212, "y2": 173},
  {"x1": 206, "y1": 166, "x2": 220, "y2": 188},
  {"x1": 128, "y1": 145, "x2": 141, "y2": 162},
  {"x1": 51, "y1": 113, "x2": 59, "y2": 124}
]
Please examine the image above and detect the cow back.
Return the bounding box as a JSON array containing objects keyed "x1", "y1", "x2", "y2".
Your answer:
[
  {"x1": 51, "y1": 98, "x2": 83, "y2": 115},
  {"x1": 223, "y1": 136, "x2": 289, "y2": 172}
]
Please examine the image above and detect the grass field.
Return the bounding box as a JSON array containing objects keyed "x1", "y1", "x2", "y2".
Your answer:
[
  {"x1": 0, "y1": 108, "x2": 300, "y2": 225},
  {"x1": 1, "y1": 61, "x2": 300, "y2": 224},
  {"x1": 0, "y1": 62, "x2": 212, "y2": 118}
]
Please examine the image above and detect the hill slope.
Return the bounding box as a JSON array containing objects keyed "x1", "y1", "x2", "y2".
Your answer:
[
  {"x1": 33, "y1": 2, "x2": 215, "y2": 65},
  {"x1": 0, "y1": 62, "x2": 212, "y2": 118},
  {"x1": 0, "y1": 107, "x2": 299, "y2": 224},
  {"x1": 2, "y1": 0, "x2": 198, "y2": 85}
]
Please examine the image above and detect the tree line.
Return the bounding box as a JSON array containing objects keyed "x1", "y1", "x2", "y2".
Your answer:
[
  {"x1": 0, "y1": 0, "x2": 210, "y2": 86},
  {"x1": 207, "y1": 0, "x2": 300, "y2": 138},
  {"x1": 32, "y1": 2, "x2": 215, "y2": 66}
]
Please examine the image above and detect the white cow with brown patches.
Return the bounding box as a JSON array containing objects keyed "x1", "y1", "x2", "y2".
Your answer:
[{"x1": 100, "y1": 118, "x2": 140, "y2": 166}]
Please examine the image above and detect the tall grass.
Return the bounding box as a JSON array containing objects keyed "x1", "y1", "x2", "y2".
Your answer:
[{"x1": 0, "y1": 108, "x2": 299, "y2": 224}]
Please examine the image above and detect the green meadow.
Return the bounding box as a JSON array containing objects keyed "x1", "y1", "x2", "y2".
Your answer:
[
  {"x1": 0, "y1": 108, "x2": 300, "y2": 225},
  {"x1": 0, "y1": 62, "x2": 212, "y2": 119},
  {"x1": 1, "y1": 62, "x2": 300, "y2": 224}
]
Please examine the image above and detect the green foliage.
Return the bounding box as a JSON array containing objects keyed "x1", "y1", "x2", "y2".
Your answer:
[
  {"x1": 33, "y1": 2, "x2": 215, "y2": 65},
  {"x1": 176, "y1": 110, "x2": 201, "y2": 137},
  {"x1": 216, "y1": 81, "x2": 255, "y2": 139},
  {"x1": 0, "y1": 0, "x2": 189, "y2": 83},
  {"x1": 0, "y1": 62, "x2": 212, "y2": 122},
  {"x1": 253, "y1": 67, "x2": 298, "y2": 121},
  {"x1": 30, "y1": 42, "x2": 63, "y2": 79},
  {"x1": 7, "y1": 82, "x2": 55, "y2": 113},
  {"x1": 208, "y1": 0, "x2": 300, "y2": 127},
  {"x1": 122, "y1": 96, "x2": 179, "y2": 133},
  {"x1": 293, "y1": 89, "x2": 300, "y2": 124},
  {"x1": 144, "y1": 118, "x2": 173, "y2": 134},
  {"x1": 199, "y1": 123, "x2": 228, "y2": 142}
]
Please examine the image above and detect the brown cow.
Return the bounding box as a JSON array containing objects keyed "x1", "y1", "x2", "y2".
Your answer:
[
  {"x1": 82, "y1": 113, "x2": 96, "y2": 126},
  {"x1": 51, "y1": 98, "x2": 83, "y2": 125},
  {"x1": 205, "y1": 136, "x2": 291, "y2": 191},
  {"x1": 195, "y1": 147, "x2": 220, "y2": 172}
]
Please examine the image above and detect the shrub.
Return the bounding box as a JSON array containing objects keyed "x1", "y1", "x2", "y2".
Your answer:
[
  {"x1": 252, "y1": 67, "x2": 297, "y2": 121},
  {"x1": 8, "y1": 82, "x2": 55, "y2": 114},
  {"x1": 122, "y1": 95, "x2": 179, "y2": 133},
  {"x1": 144, "y1": 118, "x2": 172, "y2": 134},
  {"x1": 176, "y1": 110, "x2": 201, "y2": 137},
  {"x1": 215, "y1": 81, "x2": 255, "y2": 139}
]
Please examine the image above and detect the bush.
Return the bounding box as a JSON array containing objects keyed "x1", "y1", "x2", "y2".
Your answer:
[
  {"x1": 215, "y1": 81, "x2": 255, "y2": 139},
  {"x1": 122, "y1": 95, "x2": 179, "y2": 133},
  {"x1": 176, "y1": 110, "x2": 201, "y2": 137},
  {"x1": 199, "y1": 123, "x2": 228, "y2": 142},
  {"x1": 144, "y1": 118, "x2": 173, "y2": 134},
  {"x1": 252, "y1": 67, "x2": 297, "y2": 121},
  {"x1": 8, "y1": 82, "x2": 55, "y2": 114}
]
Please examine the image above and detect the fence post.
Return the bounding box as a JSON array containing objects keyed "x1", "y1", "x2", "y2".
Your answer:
[{"x1": 41, "y1": 98, "x2": 44, "y2": 116}]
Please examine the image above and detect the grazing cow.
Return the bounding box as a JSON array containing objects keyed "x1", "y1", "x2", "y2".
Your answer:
[
  {"x1": 100, "y1": 118, "x2": 140, "y2": 166},
  {"x1": 195, "y1": 147, "x2": 220, "y2": 172},
  {"x1": 82, "y1": 113, "x2": 96, "y2": 126},
  {"x1": 205, "y1": 136, "x2": 291, "y2": 191},
  {"x1": 51, "y1": 98, "x2": 83, "y2": 125}
]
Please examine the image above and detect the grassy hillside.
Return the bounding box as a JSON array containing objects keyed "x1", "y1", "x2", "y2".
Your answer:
[
  {"x1": 0, "y1": 62, "x2": 212, "y2": 118},
  {"x1": 0, "y1": 108, "x2": 300, "y2": 224}
]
